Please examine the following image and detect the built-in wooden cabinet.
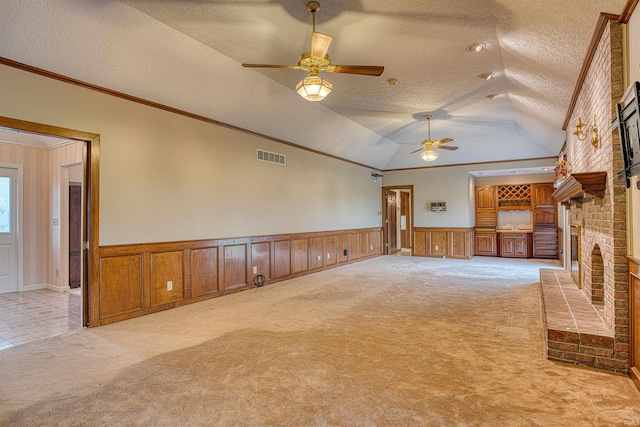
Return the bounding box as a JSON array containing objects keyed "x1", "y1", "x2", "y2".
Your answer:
[
  {"x1": 475, "y1": 186, "x2": 497, "y2": 227},
  {"x1": 474, "y1": 182, "x2": 558, "y2": 259},
  {"x1": 475, "y1": 230, "x2": 497, "y2": 256},
  {"x1": 532, "y1": 183, "x2": 557, "y2": 226},
  {"x1": 500, "y1": 232, "x2": 532, "y2": 258}
]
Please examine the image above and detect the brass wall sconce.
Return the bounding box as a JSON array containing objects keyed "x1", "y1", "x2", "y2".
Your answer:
[{"x1": 573, "y1": 115, "x2": 599, "y2": 147}]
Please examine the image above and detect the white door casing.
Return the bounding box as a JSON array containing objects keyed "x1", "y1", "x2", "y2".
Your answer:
[{"x1": 0, "y1": 165, "x2": 22, "y2": 294}]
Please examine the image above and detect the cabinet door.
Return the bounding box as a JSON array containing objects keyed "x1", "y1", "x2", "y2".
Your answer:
[
  {"x1": 514, "y1": 237, "x2": 528, "y2": 256},
  {"x1": 475, "y1": 233, "x2": 497, "y2": 256},
  {"x1": 532, "y1": 183, "x2": 555, "y2": 209},
  {"x1": 475, "y1": 186, "x2": 496, "y2": 211},
  {"x1": 534, "y1": 209, "x2": 557, "y2": 226},
  {"x1": 501, "y1": 236, "x2": 514, "y2": 257}
]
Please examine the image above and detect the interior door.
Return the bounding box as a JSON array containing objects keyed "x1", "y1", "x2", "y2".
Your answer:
[
  {"x1": 0, "y1": 167, "x2": 18, "y2": 294},
  {"x1": 69, "y1": 183, "x2": 82, "y2": 289},
  {"x1": 400, "y1": 191, "x2": 409, "y2": 248},
  {"x1": 387, "y1": 190, "x2": 398, "y2": 254}
]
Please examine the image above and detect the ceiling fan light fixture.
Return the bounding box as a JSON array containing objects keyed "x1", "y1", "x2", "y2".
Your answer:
[
  {"x1": 421, "y1": 149, "x2": 439, "y2": 162},
  {"x1": 296, "y1": 74, "x2": 333, "y2": 101}
]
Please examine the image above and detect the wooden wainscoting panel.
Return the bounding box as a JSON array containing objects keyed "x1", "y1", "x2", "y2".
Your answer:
[
  {"x1": 349, "y1": 233, "x2": 360, "y2": 261},
  {"x1": 274, "y1": 240, "x2": 292, "y2": 278},
  {"x1": 150, "y1": 251, "x2": 184, "y2": 307},
  {"x1": 99, "y1": 254, "x2": 144, "y2": 318},
  {"x1": 449, "y1": 229, "x2": 471, "y2": 259},
  {"x1": 360, "y1": 231, "x2": 369, "y2": 257},
  {"x1": 429, "y1": 231, "x2": 447, "y2": 257},
  {"x1": 251, "y1": 242, "x2": 271, "y2": 281},
  {"x1": 223, "y1": 245, "x2": 248, "y2": 291},
  {"x1": 338, "y1": 235, "x2": 349, "y2": 263},
  {"x1": 414, "y1": 230, "x2": 427, "y2": 256},
  {"x1": 369, "y1": 231, "x2": 379, "y2": 255},
  {"x1": 293, "y1": 239, "x2": 309, "y2": 274},
  {"x1": 191, "y1": 247, "x2": 219, "y2": 298},
  {"x1": 309, "y1": 237, "x2": 324, "y2": 270},
  {"x1": 325, "y1": 236, "x2": 337, "y2": 266}
]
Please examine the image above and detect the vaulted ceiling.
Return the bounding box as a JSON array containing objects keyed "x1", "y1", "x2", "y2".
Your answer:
[{"x1": 0, "y1": 1, "x2": 627, "y2": 170}]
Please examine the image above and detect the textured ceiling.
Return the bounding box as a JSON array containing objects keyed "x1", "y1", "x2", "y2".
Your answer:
[{"x1": 0, "y1": 1, "x2": 628, "y2": 170}]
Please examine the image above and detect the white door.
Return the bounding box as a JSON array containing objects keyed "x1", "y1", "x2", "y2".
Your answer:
[{"x1": 0, "y1": 167, "x2": 18, "y2": 294}]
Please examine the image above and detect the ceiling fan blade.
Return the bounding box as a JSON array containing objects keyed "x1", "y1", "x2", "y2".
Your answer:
[
  {"x1": 242, "y1": 64, "x2": 302, "y2": 70},
  {"x1": 409, "y1": 148, "x2": 424, "y2": 154},
  {"x1": 434, "y1": 138, "x2": 454, "y2": 144},
  {"x1": 329, "y1": 65, "x2": 385, "y2": 76},
  {"x1": 435, "y1": 146, "x2": 459, "y2": 151},
  {"x1": 311, "y1": 32, "x2": 333, "y2": 60}
]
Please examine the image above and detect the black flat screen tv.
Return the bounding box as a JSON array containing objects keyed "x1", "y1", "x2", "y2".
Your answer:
[{"x1": 614, "y1": 81, "x2": 640, "y2": 188}]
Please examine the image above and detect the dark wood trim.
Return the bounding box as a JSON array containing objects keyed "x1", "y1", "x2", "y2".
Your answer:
[
  {"x1": 562, "y1": 13, "x2": 620, "y2": 131},
  {"x1": 97, "y1": 227, "x2": 383, "y2": 325},
  {"x1": 382, "y1": 156, "x2": 558, "y2": 172},
  {"x1": 0, "y1": 57, "x2": 382, "y2": 172},
  {"x1": 619, "y1": 0, "x2": 639, "y2": 23},
  {"x1": 551, "y1": 172, "x2": 607, "y2": 203},
  {"x1": 0, "y1": 115, "x2": 100, "y2": 327},
  {"x1": 381, "y1": 185, "x2": 414, "y2": 255}
]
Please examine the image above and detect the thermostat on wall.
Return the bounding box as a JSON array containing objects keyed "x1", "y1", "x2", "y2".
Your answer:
[{"x1": 431, "y1": 202, "x2": 446, "y2": 212}]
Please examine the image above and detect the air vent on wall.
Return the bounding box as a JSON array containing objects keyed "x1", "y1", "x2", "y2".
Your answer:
[{"x1": 257, "y1": 149, "x2": 286, "y2": 166}]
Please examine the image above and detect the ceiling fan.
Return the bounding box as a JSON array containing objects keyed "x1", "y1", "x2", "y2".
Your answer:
[
  {"x1": 410, "y1": 115, "x2": 458, "y2": 161},
  {"x1": 241, "y1": 1, "x2": 384, "y2": 101}
]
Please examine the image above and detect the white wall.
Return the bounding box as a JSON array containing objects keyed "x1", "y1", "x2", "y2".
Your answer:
[
  {"x1": 382, "y1": 160, "x2": 554, "y2": 228},
  {"x1": 627, "y1": 9, "x2": 640, "y2": 256},
  {"x1": 0, "y1": 64, "x2": 382, "y2": 246}
]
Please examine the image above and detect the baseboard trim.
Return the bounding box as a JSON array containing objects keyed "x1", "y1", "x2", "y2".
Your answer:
[
  {"x1": 46, "y1": 284, "x2": 70, "y2": 293},
  {"x1": 21, "y1": 284, "x2": 47, "y2": 291}
]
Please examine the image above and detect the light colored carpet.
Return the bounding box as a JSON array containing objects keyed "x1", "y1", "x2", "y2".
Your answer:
[{"x1": 1, "y1": 256, "x2": 638, "y2": 426}]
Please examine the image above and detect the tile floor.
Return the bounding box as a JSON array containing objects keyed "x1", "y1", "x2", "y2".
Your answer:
[{"x1": 0, "y1": 289, "x2": 82, "y2": 350}]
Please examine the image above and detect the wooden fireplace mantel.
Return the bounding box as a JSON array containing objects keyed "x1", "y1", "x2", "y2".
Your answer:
[{"x1": 551, "y1": 172, "x2": 607, "y2": 204}]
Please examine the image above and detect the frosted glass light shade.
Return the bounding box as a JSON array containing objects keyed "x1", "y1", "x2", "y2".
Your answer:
[
  {"x1": 296, "y1": 75, "x2": 333, "y2": 101},
  {"x1": 421, "y1": 149, "x2": 438, "y2": 161}
]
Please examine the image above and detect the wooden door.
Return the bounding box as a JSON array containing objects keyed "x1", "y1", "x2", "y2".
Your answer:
[
  {"x1": 69, "y1": 184, "x2": 82, "y2": 288},
  {"x1": 513, "y1": 236, "x2": 528, "y2": 257},
  {"x1": 501, "y1": 236, "x2": 515, "y2": 257},
  {"x1": 400, "y1": 191, "x2": 409, "y2": 248},
  {"x1": 386, "y1": 190, "x2": 398, "y2": 254}
]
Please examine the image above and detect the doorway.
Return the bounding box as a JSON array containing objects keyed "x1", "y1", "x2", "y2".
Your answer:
[
  {"x1": 0, "y1": 166, "x2": 21, "y2": 294},
  {"x1": 0, "y1": 116, "x2": 99, "y2": 328},
  {"x1": 382, "y1": 185, "x2": 414, "y2": 255}
]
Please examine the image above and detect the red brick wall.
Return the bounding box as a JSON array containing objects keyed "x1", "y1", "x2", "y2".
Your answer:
[{"x1": 564, "y1": 20, "x2": 628, "y2": 368}]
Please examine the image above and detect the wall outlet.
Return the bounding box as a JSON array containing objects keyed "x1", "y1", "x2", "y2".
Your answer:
[
  {"x1": 344, "y1": 249, "x2": 348, "y2": 256},
  {"x1": 316, "y1": 255, "x2": 321, "y2": 261},
  {"x1": 327, "y1": 253, "x2": 331, "y2": 259},
  {"x1": 253, "y1": 266, "x2": 257, "y2": 274},
  {"x1": 435, "y1": 245, "x2": 439, "y2": 251},
  {"x1": 370, "y1": 245, "x2": 373, "y2": 251},
  {"x1": 52, "y1": 218, "x2": 59, "y2": 226},
  {"x1": 167, "y1": 281, "x2": 173, "y2": 291}
]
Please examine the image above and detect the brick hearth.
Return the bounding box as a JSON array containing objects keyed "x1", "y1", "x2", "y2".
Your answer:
[{"x1": 540, "y1": 269, "x2": 627, "y2": 372}]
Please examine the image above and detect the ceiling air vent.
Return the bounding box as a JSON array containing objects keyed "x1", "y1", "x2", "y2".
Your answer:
[{"x1": 257, "y1": 149, "x2": 286, "y2": 166}]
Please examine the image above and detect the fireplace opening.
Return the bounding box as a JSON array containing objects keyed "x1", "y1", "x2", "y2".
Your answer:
[{"x1": 570, "y1": 225, "x2": 581, "y2": 288}]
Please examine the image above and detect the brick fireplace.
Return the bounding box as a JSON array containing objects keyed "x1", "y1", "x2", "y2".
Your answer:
[{"x1": 540, "y1": 17, "x2": 629, "y2": 373}]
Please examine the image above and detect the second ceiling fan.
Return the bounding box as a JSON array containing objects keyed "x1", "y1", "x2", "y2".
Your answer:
[
  {"x1": 410, "y1": 115, "x2": 459, "y2": 162},
  {"x1": 242, "y1": 1, "x2": 384, "y2": 101}
]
